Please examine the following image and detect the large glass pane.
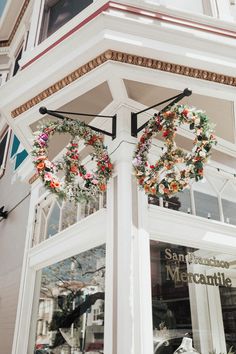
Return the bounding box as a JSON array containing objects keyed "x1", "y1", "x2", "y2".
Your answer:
[
  {"x1": 149, "y1": 189, "x2": 192, "y2": 214},
  {"x1": 220, "y1": 286, "x2": 236, "y2": 350},
  {"x1": 229, "y1": 1, "x2": 236, "y2": 21},
  {"x1": 193, "y1": 179, "x2": 220, "y2": 221},
  {"x1": 61, "y1": 201, "x2": 78, "y2": 231},
  {"x1": 151, "y1": 240, "x2": 236, "y2": 354},
  {"x1": 145, "y1": 0, "x2": 204, "y2": 14},
  {"x1": 31, "y1": 245, "x2": 105, "y2": 353},
  {"x1": 40, "y1": 0, "x2": 93, "y2": 42}
]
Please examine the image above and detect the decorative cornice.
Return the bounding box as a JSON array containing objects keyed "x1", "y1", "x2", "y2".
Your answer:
[
  {"x1": 11, "y1": 50, "x2": 236, "y2": 118},
  {"x1": 0, "y1": 0, "x2": 31, "y2": 47}
]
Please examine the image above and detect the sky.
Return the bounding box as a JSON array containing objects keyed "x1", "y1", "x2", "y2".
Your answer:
[{"x1": 0, "y1": 0, "x2": 7, "y2": 17}]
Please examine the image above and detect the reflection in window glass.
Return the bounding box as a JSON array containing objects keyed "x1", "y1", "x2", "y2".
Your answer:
[
  {"x1": 39, "y1": 0, "x2": 93, "y2": 42},
  {"x1": 148, "y1": 189, "x2": 191, "y2": 214},
  {"x1": 220, "y1": 287, "x2": 236, "y2": 351},
  {"x1": 145, "y1": 0, "x2": 204, "y2": 14},
  {"x1": 194, "y1": 191, "x2": 220, "y2": 221},
  {"x1": 61, "y1": 201, "x2": 77, "y2": 231},
  {"x1": 34, "y1": 193, "x2": 107, "y2": 246},
  {"x1": 193, "y1": 179, "x2": 220, "y2": 221},
  {"x1": 32, "y1": 245, "x2": 105, "y2": 353},
  {"x1": 46, "y1": 202, "x2": 61, "y2": 238},
  {"x1": 222, "y1": 199, "x2": 236, "y2": 226},
  {"x1": 150, "y1": 240, "x2": 236, "y2": 354}
]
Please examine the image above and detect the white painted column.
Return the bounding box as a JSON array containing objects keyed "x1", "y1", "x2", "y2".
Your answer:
[
  {"x1": 114, "y1": 105, "x2": 134, "y2": 354},
  {"x1": 133, "y1": 190, "x2": 154, "y2": 354},
  {"x1": 107, "y1": 104, "x2": 154, "y2": 354}
]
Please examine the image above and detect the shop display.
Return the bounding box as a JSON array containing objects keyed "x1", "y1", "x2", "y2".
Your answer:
[
  {"x1": 151, "y1": 241, "x2": 236, "y2": 354},
  {"x1": 174, "y1": 337, "x2": 199, "y2": 354}
]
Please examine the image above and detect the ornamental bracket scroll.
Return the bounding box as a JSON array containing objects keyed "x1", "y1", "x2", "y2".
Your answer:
[
  {"x1": 39, "y1": 107, "x2": 117, "y2": 140},
  {"x1": 131, "y1": 88, "x2": 192, "y2": 137}
]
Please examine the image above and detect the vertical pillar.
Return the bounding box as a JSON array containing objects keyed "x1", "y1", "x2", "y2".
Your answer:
[
  {"x1": 115, "y1": 105, "x2": 134, "y2": 354},
  {"x1": 133, "y1": 190, "x2": 154, "y2": 354},
  {"x1": 105, "y1": 105, "x2": 153, "y2": 354}
]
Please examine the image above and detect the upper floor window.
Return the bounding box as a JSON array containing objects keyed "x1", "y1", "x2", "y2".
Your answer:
[
  {"x1": 12, "y1": 45, "x2": 23, "y2": 77},
  {"x1": 145, "y1": 0, "x2": 205, "y2": 15},
  {"x1": 0, "y1": 127, "x2": 11, "y2": 178},
  {"x1": 229, "y1": 0, "x2": 236, "y2": 20},
  {"x1": 39, "y1": 0, "x2": 93, "y2": 43}
]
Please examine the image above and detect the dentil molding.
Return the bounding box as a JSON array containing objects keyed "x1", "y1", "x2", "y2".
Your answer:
[{"x1": 11, "y1": 49, "x2": 236, "y2": 118}]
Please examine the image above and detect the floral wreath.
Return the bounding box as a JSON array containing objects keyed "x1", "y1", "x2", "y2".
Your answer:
[
  {"x1": 133, "y1": 104, "x2": 216, "y2": 197},
  {"x1": 32, "y1": 119, "x2": 113, "y2": 202}
]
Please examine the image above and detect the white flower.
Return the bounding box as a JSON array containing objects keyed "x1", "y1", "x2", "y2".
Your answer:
[{"x1": 199, "y1": 151, "x2": 206, "y2": 158}]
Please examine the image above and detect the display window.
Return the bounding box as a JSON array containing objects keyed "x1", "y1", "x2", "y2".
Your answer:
[
  {"x1": 32, "y1": 193, "x2": 106, "y2": 246},
  {"x1": 148, "y1": 172, "x2": 236, "y2": 226},
  {"x1": 150, "y1": 240, "x2": 236, "y2": 354},
  {"x1": 30, "y1": 244, "x2": 106, "y2": 354}
]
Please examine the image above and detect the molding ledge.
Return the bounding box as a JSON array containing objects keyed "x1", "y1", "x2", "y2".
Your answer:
[
  {"x1": 11, "y1": 49, "x2": 236, "y2": 118},
  {"x1": 0, "y1": 0, "x2": 30, "y2": 47}
]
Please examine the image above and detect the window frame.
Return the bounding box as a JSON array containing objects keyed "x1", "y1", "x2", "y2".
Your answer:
[
  {"x1": 12, "y1": 177, "x2": 108, "y2": 354},
  {"x1": 0, "y1": 126, "x2": 11, "y2": 179},
  {"x1": 38, "y1": 0, "x2": 93, "y2": 43}
]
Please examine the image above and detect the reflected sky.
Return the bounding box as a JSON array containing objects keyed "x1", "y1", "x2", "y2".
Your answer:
[{"x1": 0, "y1": 0, "x2": 7, "y2": 17}]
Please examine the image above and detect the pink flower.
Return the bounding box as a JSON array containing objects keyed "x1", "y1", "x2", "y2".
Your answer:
[
  {"x1": 44, "y1": 172, "x2": 53, "y2": 181},
  {"x1": 39, "y1": 133, "x2": 48, "y2": 141},
  {"x1": 91, "y1": 179, "x2": 99, "y2": 185},
  {"x1": 84, "y1": 173, "x2": 93, "y2": 179}
]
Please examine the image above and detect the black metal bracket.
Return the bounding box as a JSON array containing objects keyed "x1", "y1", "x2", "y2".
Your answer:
[
  {"x1": 39, "y1": 107, "x2": 117, "y2": 140},
  {"x1": 0, "y1": 206, "x2": 8, "y2": 219},
  {"x1": 131, "y1": 88, "x2": 192, "y2": 137}
]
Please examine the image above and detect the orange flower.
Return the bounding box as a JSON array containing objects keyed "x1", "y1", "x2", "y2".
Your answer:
[
  {"x1": 54, "y1": 181, "x2": 60, "y2": 188},
  {"x1": 144, "y1": 184, "x2": 150, "y2": 193},
  {"x1": 99, "y1": 184, "x2": 107, "y2": 191},
  {"x1": 50, "y1": 180, "x2": 60, "y2": 188},
  {"x1": 70, "y1": 165, "x2": 78, "y2": 174},
  {"x1": 37, "y1": 162, "x2": 45, "y2": 170},
  {"x1": 150, "y1": 186, "x2": 156, "y2": 195},
  {"x1": 170, "y1": 181, "x2": 179, "y2": 192},
  {"x1": 107, "y1": 163, "x2": 113, "y2": 170},
  {"x1": 50, "y1": 181, "x2": 56, "y2": 188}
]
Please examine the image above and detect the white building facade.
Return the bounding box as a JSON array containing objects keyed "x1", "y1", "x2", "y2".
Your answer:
[{"x1": 1, "y1": 1, "x2": 236, "y2": 354}]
